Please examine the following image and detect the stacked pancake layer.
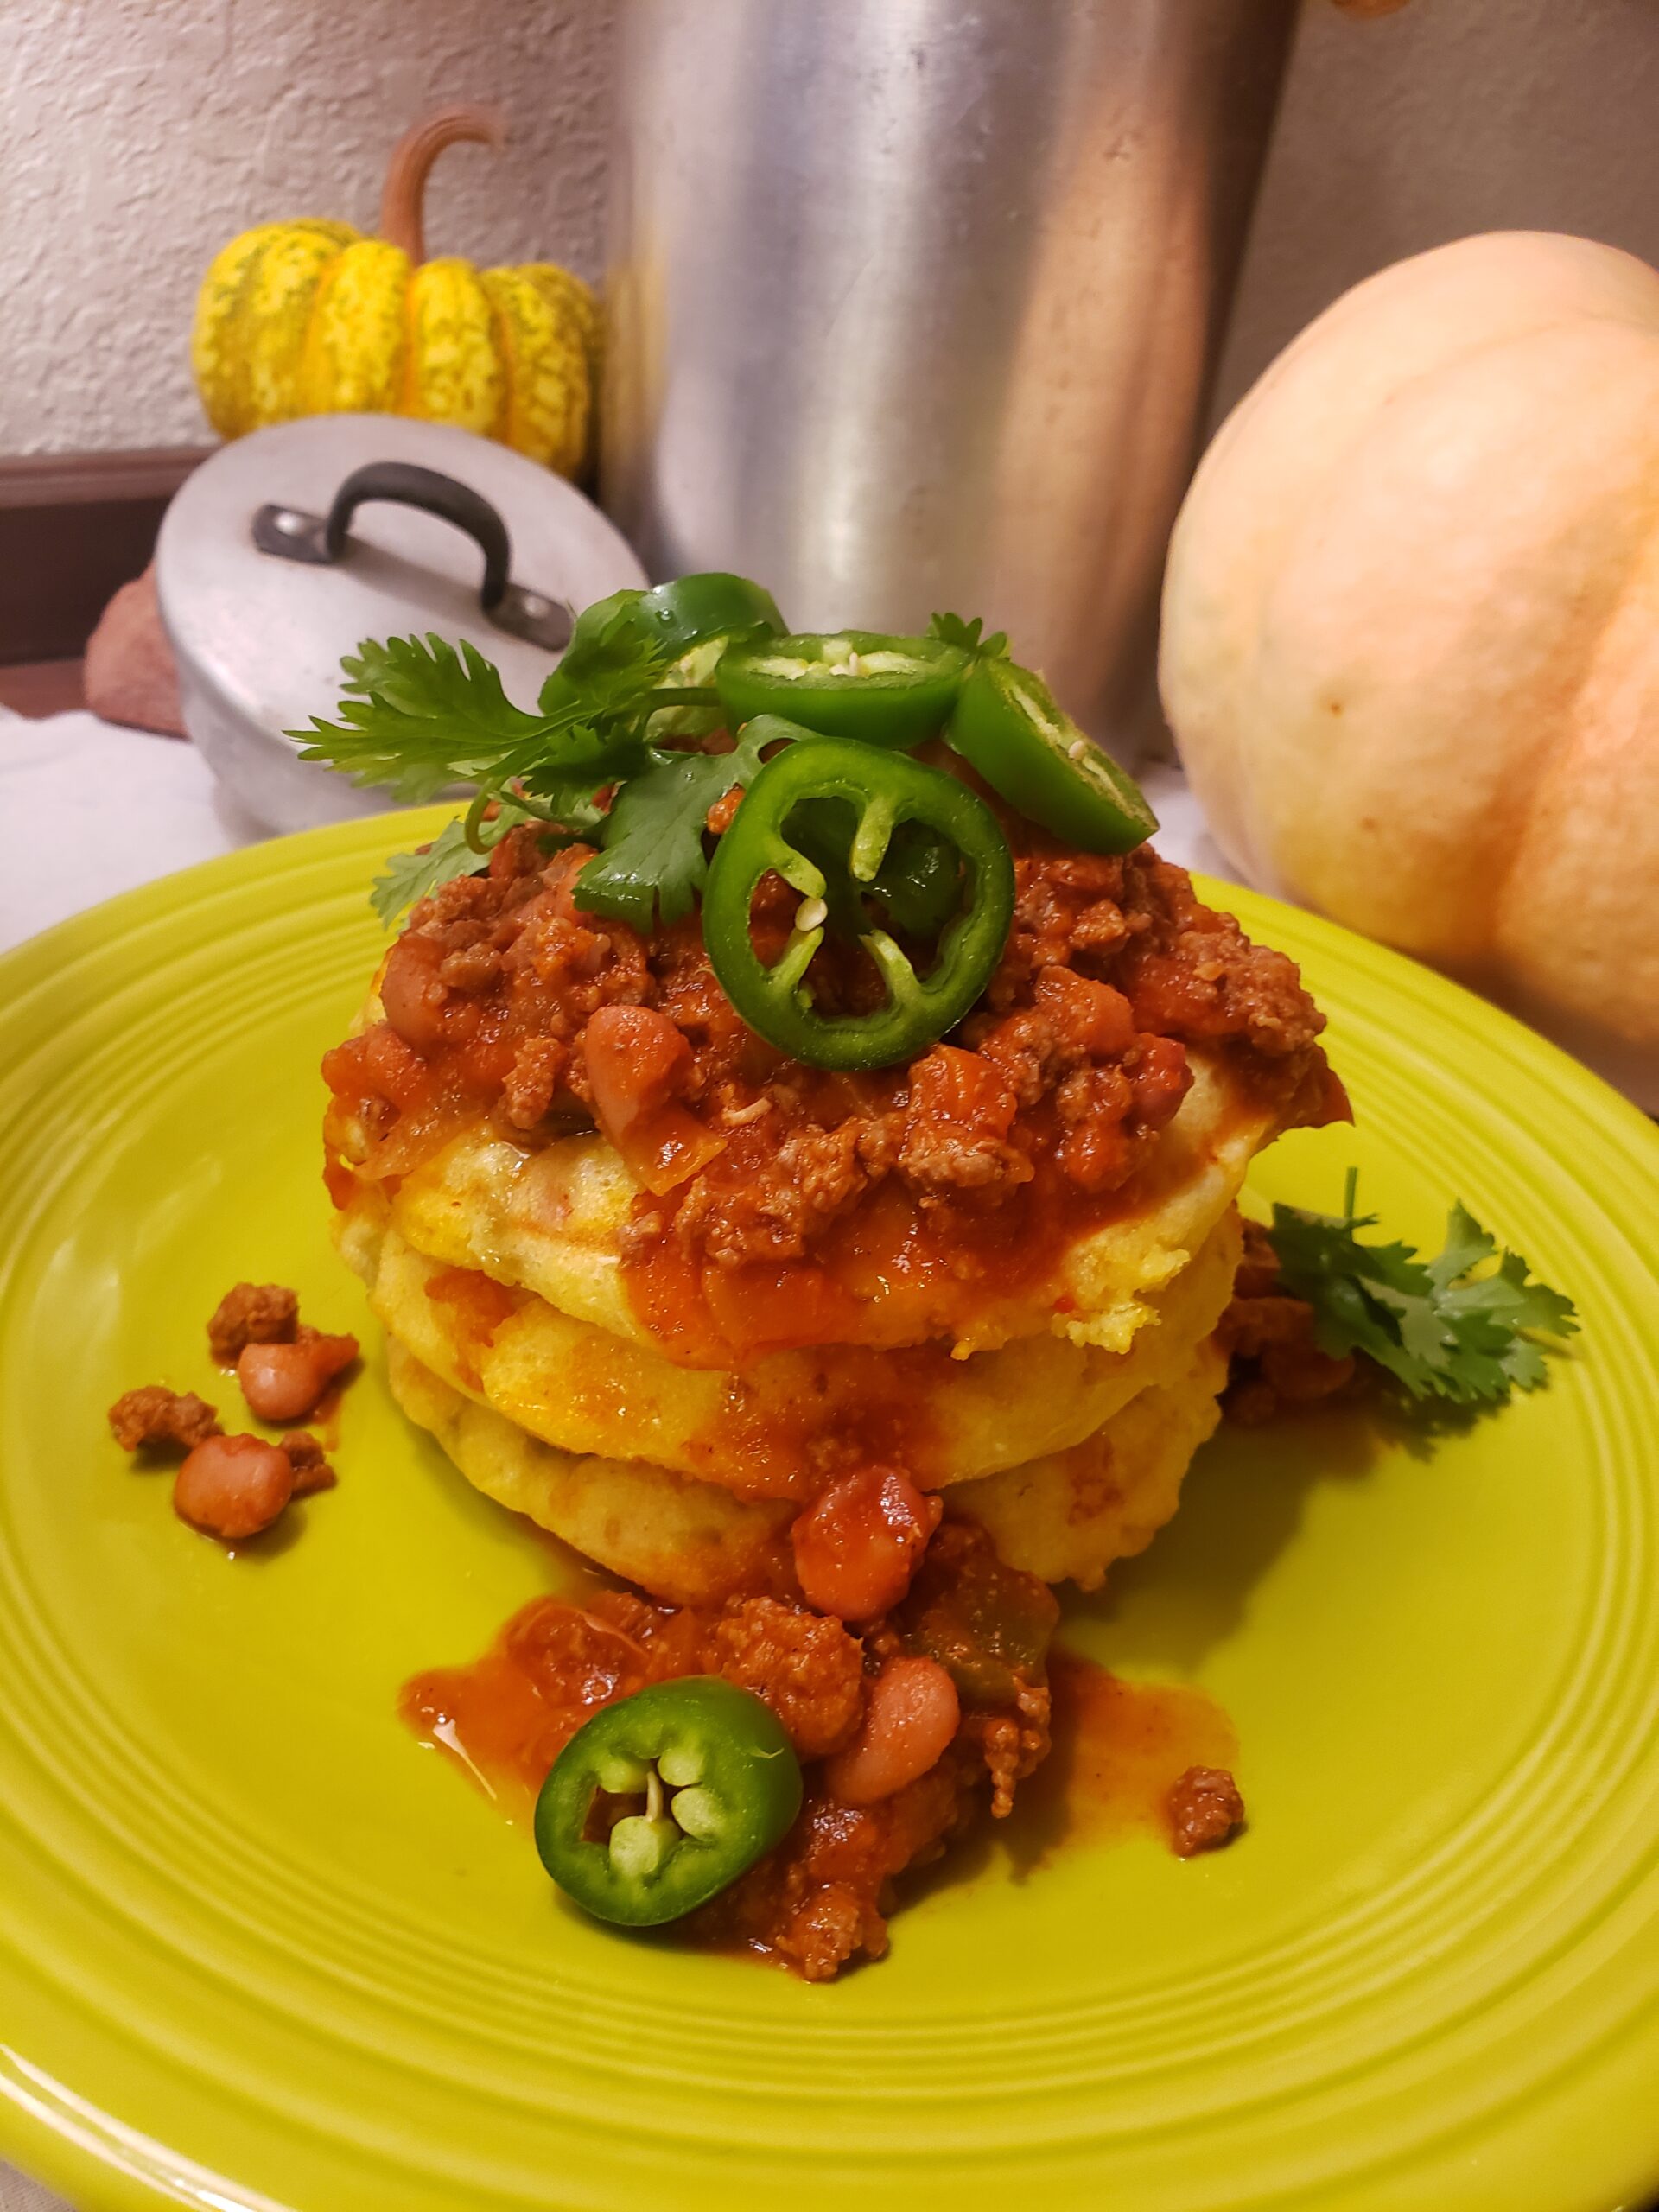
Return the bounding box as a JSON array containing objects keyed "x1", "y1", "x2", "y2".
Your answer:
[{"x1": 336, "y1": 1058, "x2": 1259, "y2": 1601}]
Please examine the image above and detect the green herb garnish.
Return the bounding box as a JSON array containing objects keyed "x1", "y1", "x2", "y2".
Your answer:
[
  {"x1": 572, "y1": 718, "x2": 781, "y2": 933},
  {"x1": 296, "y1": 627, "x2": 645, "y2": 855},
  {"x1": 296, "y1": 613, "x2": 721, "y2": 928},
  {"x1": 297, "y1": 634, "x2": 597, "y2": 800},
  {"x1": 364, "y1": 799, "x2": 537, "y2": 929},
  {"x1": 927, "y1": 610, "x2": 1008, "y2": 660},
  {"x1": 295, "y1": 578, "x2": 804, "y2": 928},
  {"x1": 1266, "y1": 1169, "x2": 1578, "y2": 1404},
  {"x1": 366, "y1": 817, "x2": 480, "y2": 926}
]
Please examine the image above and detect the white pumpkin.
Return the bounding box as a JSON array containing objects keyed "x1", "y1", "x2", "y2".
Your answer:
[{"x1": 1160, "y1": 231, "x2": 1659, "y2": 1107}]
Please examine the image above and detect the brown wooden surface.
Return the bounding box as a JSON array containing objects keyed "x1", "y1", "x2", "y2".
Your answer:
[
  {"x1": 0, "y1": 658, "x2": 86, "y2": 716},
  {"x1": 0, "y1": 447, "x2": 211, "y2": 665}
]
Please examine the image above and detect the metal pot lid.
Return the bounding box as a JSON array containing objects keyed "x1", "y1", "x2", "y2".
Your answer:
[{"x1": 156, "y1": 412, "x2": 647, "y2": 768}]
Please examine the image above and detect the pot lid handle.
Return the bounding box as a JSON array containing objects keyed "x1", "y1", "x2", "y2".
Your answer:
[{"x1": 251, "y1": 461, "x2": 573, "y2": 651}]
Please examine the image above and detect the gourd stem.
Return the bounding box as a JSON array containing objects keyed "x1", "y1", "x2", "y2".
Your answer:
[{"x1": 378, "y1": 103, "x2": 507, "y2": 263}]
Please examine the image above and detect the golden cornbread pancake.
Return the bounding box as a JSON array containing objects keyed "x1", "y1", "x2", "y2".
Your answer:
[
  {"x1": 385, "y1": 1333, "x2": 1229, "y2": 1605},
  {"x1": 947, "y1": 1334, "x2": 1230, "y2": 1590},
  {"x1": 340, "y1": 1207, "x2": 1242, "y2": 1500},
  {"x1": 385, "y1": 1339, "x2": 793, "y2": 1605},
  {"x1": 336, "y1": 1035, "x2": 1276, "y2": 1364}
]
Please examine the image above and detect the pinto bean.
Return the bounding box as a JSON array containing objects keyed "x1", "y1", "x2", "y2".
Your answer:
[
  {"x1": 359, "y1": 1024, "x2": 431, "y2": 1112},
  {"x1": 1128, "y1": 1033, "x2": 1192, "y2": 1130},
  {"x1": 237, "y1": 1328, "x2": 358, "y2": 1421},
  {"x1": 542, "y1": 842, "x2": 601, "y2": 918},
  {"x1": 378, "y1": 934, "x2": 451, "y2": 1050},
  {"x1": 791, "y1": 1468, "x2": 940, "y2": 1620},
  {"x1": 824, "y1": 1656, "x2": 960, "y2": 1808},
  {"x1": 582, "y1": 1003, "x2": 726, "y2": 1194},
  {"x1": 583, "y1": 1004, "x2": 692, "y2": 1135},
  {"x1": 174, "y1": 1433, "x2": 293, "y2": 1541}
]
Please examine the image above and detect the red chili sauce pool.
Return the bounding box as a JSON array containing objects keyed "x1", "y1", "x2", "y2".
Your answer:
[{"x1": 401, "y1": 1529, "x2": 1241, "y2": 1980}]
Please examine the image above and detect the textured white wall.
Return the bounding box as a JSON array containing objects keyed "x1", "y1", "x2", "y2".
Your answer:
[
  {"x1": 2, "y1": 0, "x2": 1657, "y2": 458},
  {"x1": 0, "y1": 0, "x2": 617, "y2": 453}
]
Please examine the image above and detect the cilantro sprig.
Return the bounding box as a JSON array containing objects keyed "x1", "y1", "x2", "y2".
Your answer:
[
  {"x1": 294, "y1": 605, "x2": 745, "y2": 929},
  {"x1": 365, "y1": 800, "x2": 536, "y2": 929},
  {"x1": 1265, "y1": 1169, "x2": 1578, "y2": 1404},
  {"x1": 295, "y1": 635, "x2": 557, "y2": 802},
  {"x1": 928, "y1": 610, "x2": 1008, "y2": 660},
  {"x1": 573, "y1": 718, "x2": 778, "y2": 932},
  {"x1": 367, "y1": 817, "x2": 480, "y2": 924}
]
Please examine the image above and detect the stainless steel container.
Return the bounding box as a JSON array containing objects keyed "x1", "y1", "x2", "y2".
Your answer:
[{"x1": 603, "y1": 0, "x2": 1295, "y2": 757}]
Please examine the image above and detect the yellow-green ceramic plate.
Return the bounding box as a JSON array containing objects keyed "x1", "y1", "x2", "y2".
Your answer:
[{"x1": 1, "y1": 813, "x2": 1656, "y2": 2212}]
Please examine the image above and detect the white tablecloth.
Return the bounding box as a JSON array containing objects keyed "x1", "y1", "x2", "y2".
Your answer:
[
  {"x1": 0, "y1": 712, "x2": 265, "y2": 954},
  {"x1": 0, "y1": 711, "x2": 1227, "y2": 2209}
]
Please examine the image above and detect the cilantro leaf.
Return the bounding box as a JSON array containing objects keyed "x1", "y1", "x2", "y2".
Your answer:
[
  {"x1": 299, "y1": 611, "x2": 760, "y2": 931},
  {"x1": 369, "y1": 802, "x2": 556, "y2": 928},
  {"x1": 514, "y1": 721, "x2": 641, "y2": 836},
  {"x1": 929, "y1": 610, "x2": 1008, "y2": 660},
  {"x1": 575, "y1": 723, "x2": 779, "y2": 932},
  {"x1": 296, "y1": 622, "x2": 671, "y2": 811},
  {"x1": 369, "y1": 818, "x2": 485, "y2": 926},
  {"x1": 1266, "y1": 1177, "x2": 1578, "y2": 1405},
  {"x1": 296, "y1": 635, "x2": 555, "y2": 800},
  {"x1": 538, "y1": 602, "x2": 679, "y2": 723},
  {"x1": 1425, "y1": 1201, "x2": 1495, "y2": 1293}
]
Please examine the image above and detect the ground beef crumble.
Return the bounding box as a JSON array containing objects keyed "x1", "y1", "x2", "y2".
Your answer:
[
  {"x1": 712, "y1": 1597, "x2": 865, "y2": 1759},
  {"x1": 282, "y1": 1430, "x2": 337, "y2": 1496},
  {"x1": 1167, "y1": 1764, "x2": 1245, "y2": 1857},
  {"x1": 322, "y1": 796, "x2": 1343, "y2": 1319},
  {"x1": 207, "y1": 1282, "x2": 299, "y2": 1364},
  {"x1": 108, "y1": 1385, "x2": 223, "y2": 1452},
  {"x1": 1220, "y1": 1217, "x2": 1358, "y2": 1422}
]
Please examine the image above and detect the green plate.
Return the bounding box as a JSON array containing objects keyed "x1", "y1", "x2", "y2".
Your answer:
[{"x1": 2, "y1": 811, "x2": 1656, "y2": 2212}]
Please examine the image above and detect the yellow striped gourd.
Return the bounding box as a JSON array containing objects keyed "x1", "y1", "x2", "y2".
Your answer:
[{"x1": 191, "y1": 106, "x2": 599, "y2": 478}]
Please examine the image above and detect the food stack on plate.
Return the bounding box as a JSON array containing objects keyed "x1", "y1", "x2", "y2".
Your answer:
[
  {"x1": 291, "y1": 567, "x2": 1363, "y2": 1974},
  {"x1": 311, "y1": 581, "x2": 1343, "y2": 1616}
]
